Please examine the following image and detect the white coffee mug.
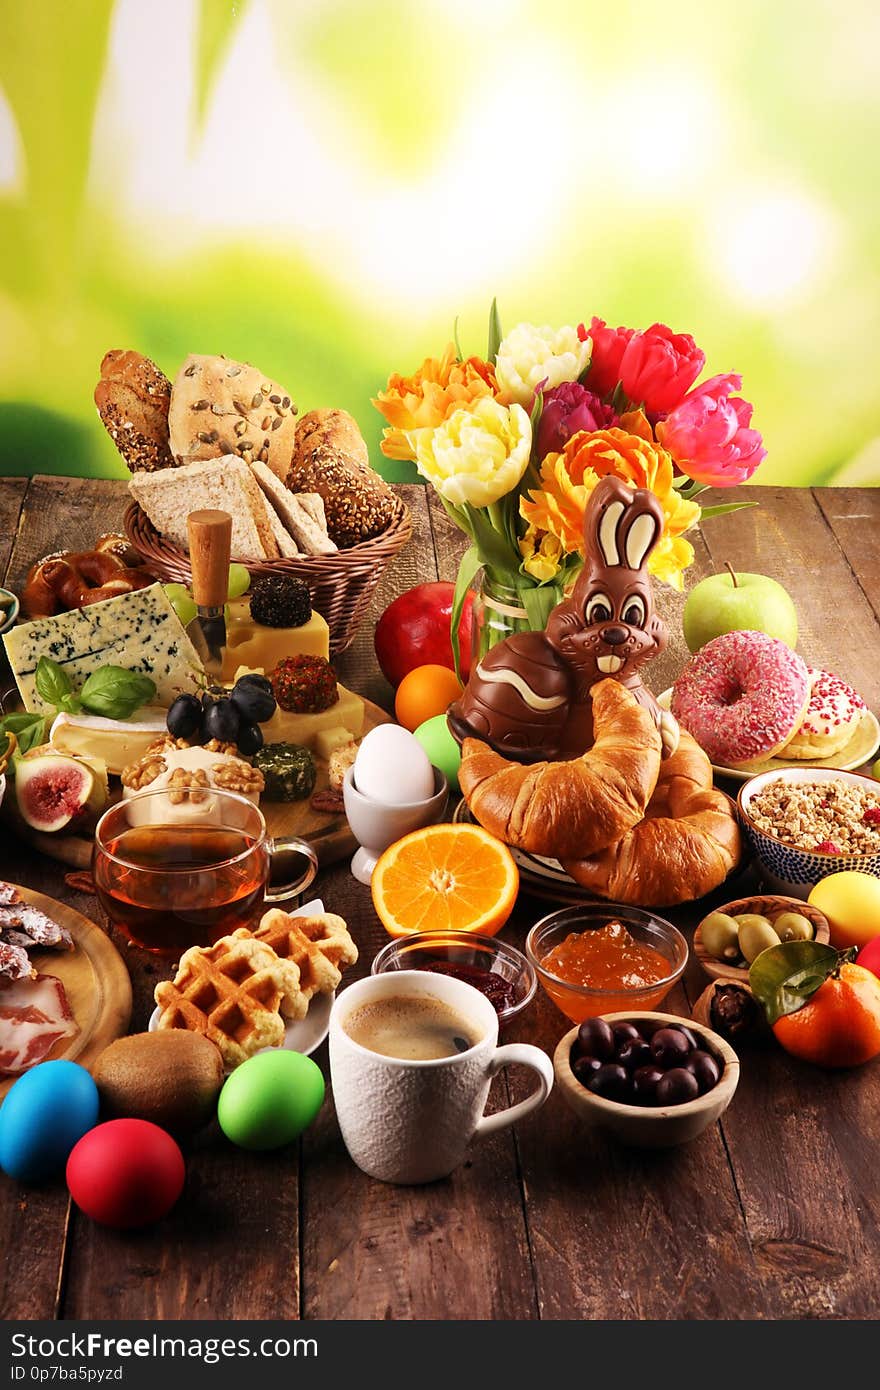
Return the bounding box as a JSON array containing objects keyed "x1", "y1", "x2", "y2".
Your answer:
[{"x1": 329, "y1": 970, "x2": 554, "y2": 1184}]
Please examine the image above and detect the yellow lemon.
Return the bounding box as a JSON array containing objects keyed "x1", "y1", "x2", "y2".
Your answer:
[{"x1": 808, "y1": 872, "x2": 880, "y2": 950}]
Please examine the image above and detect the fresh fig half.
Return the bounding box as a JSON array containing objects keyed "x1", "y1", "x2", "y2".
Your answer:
[{"x1": 14, "y1": 751, "x2": 104, "y2": 832}]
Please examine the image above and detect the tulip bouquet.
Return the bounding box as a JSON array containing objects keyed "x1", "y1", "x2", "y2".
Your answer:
[{"x1": 373, "y1": 304, "x2": 765, "y2": 668}]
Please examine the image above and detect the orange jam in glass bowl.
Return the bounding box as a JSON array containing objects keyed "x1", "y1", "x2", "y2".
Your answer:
[{"x1": 525, "y1": 905, "x2": 688, "y2": 1023}]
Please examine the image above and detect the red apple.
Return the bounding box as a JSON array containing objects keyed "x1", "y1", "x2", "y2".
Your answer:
[{"x1": 374, "y1": 582, "x2": 474, "y2": 688}]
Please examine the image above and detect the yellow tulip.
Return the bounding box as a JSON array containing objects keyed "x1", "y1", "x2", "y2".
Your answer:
[
  {"x1": 519, "y1": 525, "x2": 564, "y2": 582},
  {"x1": 406, "y1": 396, "x2": 532, "y2": 508},
  {"x1": 495, "y1": 323, "x2": 591, "y2": 407}
]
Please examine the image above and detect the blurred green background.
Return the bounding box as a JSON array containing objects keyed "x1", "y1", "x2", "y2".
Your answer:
[{"x1": 0, "y1": 0, "x2": 878, "y2": 485}]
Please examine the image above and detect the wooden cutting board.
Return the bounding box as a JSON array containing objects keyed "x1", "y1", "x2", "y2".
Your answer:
[
  {"x1": 2, "y1": 697, "x2": 392, "y2": 872},
  {"x1": 0, "y1": 886, "x2": 132, "y2": 1099}
]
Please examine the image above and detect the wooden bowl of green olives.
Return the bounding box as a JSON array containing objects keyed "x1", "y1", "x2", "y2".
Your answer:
[{"x1": 694, "y1": 894, "x2": 831, "y2": 983}]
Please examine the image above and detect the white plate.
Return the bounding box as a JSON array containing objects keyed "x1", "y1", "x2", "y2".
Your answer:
[
  {"x1": 147, "y1": 898, "x2": 333, "y2": 1065},
  {"x1": 147, "y1": 990, "x2": 332, "y2": 1062},
  {"x1": 657, "y1": 689, "x2": 880, "y2": 783}
]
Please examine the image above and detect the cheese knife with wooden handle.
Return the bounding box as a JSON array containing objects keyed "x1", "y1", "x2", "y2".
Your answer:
[{"x1": 186, "y1": 510, "x2": 232, "y2": 679}]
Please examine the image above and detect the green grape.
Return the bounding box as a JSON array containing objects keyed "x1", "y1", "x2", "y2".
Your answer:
[
  {"x1": 164, "y1": 583, "x2": 197, "y2": 627},
  {"x1": 227, "y1": 564, "x2": 251, "y2": 600}
]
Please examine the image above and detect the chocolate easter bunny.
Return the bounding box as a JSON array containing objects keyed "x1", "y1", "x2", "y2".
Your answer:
[{"x1": 448, "y1": 475, "x2": 680, "y2": 761}]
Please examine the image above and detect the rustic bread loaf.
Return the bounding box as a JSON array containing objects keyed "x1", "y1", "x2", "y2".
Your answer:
[
  {"x1": 129, "y1": 456, "x2": 280, "y2": 560},
  {"x1": 295, "y1": 409, "x2": 369, "y2": 468},
  {"x1": 95, "y1": 349, "x2": 176, "y2": 473},
  {"x1": 169, "y1": 354, "x2": 298, "y2": 480},
  {"x1": 286, "y1": 409, "x2": 396, "y2": 548}
]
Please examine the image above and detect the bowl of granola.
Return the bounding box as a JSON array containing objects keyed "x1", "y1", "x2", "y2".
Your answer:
[{"x1": 738, "y1": 766, "x2": 880, "y2": 897}]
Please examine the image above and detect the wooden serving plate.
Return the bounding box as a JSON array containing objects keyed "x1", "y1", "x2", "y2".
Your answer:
[
  {"x1": 2, "y1": 697, "x2": 392, "y2": 872},
  {"x1": 693, "y1": 893, "x2": 831, "y2": 984},
  {"x1": 0, "y1": 885, "x2": 132, "y2": 1099}
]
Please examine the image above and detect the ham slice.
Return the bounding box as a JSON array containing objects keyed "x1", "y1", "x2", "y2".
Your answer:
[{"x1": 0, "y1": 973, "x2": 78, "y2": 1075}]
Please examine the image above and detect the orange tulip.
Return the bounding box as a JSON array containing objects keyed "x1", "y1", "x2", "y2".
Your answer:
[
  {"x1": 372, "y1": 344, "x2": 499, "y2": 461},
  {"x1": 520, "y1": 427, "x2": 700, "y2": 590}
]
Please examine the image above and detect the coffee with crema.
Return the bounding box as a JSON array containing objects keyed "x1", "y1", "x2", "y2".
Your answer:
[{"x1": 343, "y1": 993, "x2": 482, "y2": 1061}]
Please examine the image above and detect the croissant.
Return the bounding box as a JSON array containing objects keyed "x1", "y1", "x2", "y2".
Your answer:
[
  {"x1": 458, "y1": 679, "x2": 662, "y2": 860},
  {"x1": 560, "y1": 731, "x2": 741, "y2": 906}
]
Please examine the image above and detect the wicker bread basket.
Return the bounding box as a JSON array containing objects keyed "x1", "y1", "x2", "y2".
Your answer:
[{"x1": 125, "y1": 496, "x2": 412, "y2": 657}]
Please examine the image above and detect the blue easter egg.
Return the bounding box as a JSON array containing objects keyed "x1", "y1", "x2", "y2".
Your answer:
[{"x1": 0, "y1": 1060, "x2": 100, "y2": 1182}]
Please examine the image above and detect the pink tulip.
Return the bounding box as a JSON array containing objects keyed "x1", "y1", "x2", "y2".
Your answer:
[
  {"x1": 618, "y1": 322, "x2": 705, "y2": 415},
  {"x1": 656, "y1": 373, "x2": 767, "y2": 486},
  {"x1": 581, "y1": 317, "x2": 634, "y2": 398},
  {"x1": 536, "y1": 382, "x2": 619, "y2": 458}
]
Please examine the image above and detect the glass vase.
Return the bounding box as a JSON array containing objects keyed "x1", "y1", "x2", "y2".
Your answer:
[{"x1": 469, "y1": 573, "x2": 532, "y2": 667}]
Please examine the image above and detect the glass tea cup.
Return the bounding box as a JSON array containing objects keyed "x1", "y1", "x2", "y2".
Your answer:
[{"x1": 93, "y1": 787, "x2": 317, "y2": 955}]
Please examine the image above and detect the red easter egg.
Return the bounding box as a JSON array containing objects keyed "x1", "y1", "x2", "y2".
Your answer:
[{"x1": 66, "y1": 1119, "x2": 185, "y2": 1229}]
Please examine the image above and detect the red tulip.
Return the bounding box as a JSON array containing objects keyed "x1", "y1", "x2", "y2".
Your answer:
[
  {"x1": 618, "y1": 322, "x2": 705, "y2": 415},
  {"x1": 581, "y1": 317, "x2": 634, "y2": 398}
]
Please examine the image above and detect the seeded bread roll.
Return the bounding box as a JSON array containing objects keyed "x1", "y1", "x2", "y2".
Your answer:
[
  {"x1": 286, "y1": 411, "x2": 396, "y2": 548},
  {"x1": 129, "y1": 456, "x2": 280, "y2": 560},
  {"x1": 169, "y1": 354, "x2": 298, "y2": 480},
  {"x1": 95, "y1": 349, "x2": 176, "y2": 473}
]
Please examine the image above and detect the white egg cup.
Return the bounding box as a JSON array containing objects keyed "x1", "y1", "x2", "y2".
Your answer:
[{"x1": 343, "y1": 765, "x2": 449, "y2": 885}]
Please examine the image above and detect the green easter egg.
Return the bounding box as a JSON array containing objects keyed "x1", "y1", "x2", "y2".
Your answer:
[
  {"x1": 414, "y1": 713, "x2": 461, "y2": 793},
  {"x1": 218, "y1": 1050, "x2": 324, "y2": 1151}
]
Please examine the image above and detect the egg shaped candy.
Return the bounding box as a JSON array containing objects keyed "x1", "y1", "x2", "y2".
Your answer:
[
  {"x1": 218, "y1": 1050, "x2": 325, "y2": 1151},
  {"x1": 0, "y1": 1060, "x2": 99, "y2": 1183},
  {"x1": 354, "y1": 725, "x2": 435, "y2": 805},
  {"x1": 395, "y1": 664, "x2": 463, "y2": 733},
  {"x1": 809, "y1": 871, "x2": 880, "y2": 950},
  {"x1": 66, "y1": 1119, "x2": 185, "y2": 1228},
  {"x1": 413, "y1": 713, "x2": 462, "y2": 794}
]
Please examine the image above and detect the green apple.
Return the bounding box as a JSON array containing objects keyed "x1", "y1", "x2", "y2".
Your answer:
[
  {"x1": 683, "y1": 570, "x2": 798, "y2": 653},
  {"x1": 872, "y1": 759, "x2": 880, "y2": 782}
]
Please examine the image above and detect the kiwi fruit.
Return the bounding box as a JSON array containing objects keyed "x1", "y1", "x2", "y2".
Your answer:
[{"x1": 92, "y1": 1031, "x2": 224, "y2": 1136}]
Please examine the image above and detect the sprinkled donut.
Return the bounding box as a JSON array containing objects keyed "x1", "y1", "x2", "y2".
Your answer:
[
  {"x1": 671, "y1": 630, "x2": 810, "y2": 767},
  {"x1": 785, "y1": 668, "x2": 866, "y2": 760}
]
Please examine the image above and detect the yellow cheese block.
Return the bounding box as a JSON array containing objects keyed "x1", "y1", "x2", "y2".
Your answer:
[
  {"x1": 263, "y1": 684, "x2": 364, "y2": 751},
  {"x1": 314, "y1": 726, "x2": 356, "y2": 759},
  {"x1": 220, "y1": 601, "x2": 329, "y2": 681}
]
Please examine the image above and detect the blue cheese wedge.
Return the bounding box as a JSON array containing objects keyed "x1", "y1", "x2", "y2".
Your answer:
[
  {"x1": 3, "y1": 584, "x2": 205, "y2": 714},
  {"x1": 49, "y1": 707, "x2": 170, "y2": 777}
]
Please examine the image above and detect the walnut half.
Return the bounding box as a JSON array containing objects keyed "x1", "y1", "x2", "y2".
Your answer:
[{"x1": 122, "y1": 753, "x2": 167, "y2": 789}]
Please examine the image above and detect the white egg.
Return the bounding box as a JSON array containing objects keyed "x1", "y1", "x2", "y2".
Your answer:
[{"x1": 354, "y1": 725, "x2": 435, "y2": 806}]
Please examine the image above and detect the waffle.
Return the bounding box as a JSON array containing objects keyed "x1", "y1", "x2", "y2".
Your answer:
[
  {"x1": 154, "y1": 933, "x2": 304, "y2": 1070},
  {"x1": 254, "y1": 910, "x2": 358, "y2": 1012}
]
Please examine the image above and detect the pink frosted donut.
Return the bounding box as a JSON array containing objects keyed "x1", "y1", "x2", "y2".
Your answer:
[
  {"x1": 671, "y1": 630, "x2": 810, "y2": 766},
  {"x1": 785, "y1": 668, "x2": 866, "y2": 759}
]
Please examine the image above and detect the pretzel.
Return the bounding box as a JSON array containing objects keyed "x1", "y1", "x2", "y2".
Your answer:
[{"x1": 21, "y1": 549, "x2": 156, "y2": 617}]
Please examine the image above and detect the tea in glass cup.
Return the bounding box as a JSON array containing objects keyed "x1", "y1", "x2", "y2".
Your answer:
[{"x1": 93, "y1": 788, "x2": 317, "y2": 954}]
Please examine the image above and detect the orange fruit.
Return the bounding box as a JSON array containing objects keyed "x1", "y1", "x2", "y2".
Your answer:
[
  {"x1": 394, "y1": 664, "x2": 463, "y2": 733},
  {"x1": 772, "y1": 962, "x2": 880, "y2": 1068},
  {"x1": 371, "y1": 824, "x2": 519, "y2": 938}
]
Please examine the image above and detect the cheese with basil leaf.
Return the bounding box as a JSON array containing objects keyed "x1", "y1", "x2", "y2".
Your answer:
[{"x1": 3, "y1": 584, "x2": 205, "y2": 714}]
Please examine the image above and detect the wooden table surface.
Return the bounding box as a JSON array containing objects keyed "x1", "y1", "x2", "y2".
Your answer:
[{"x1": 2, "y1": 476, "x2": 880, "y2": 1322}]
